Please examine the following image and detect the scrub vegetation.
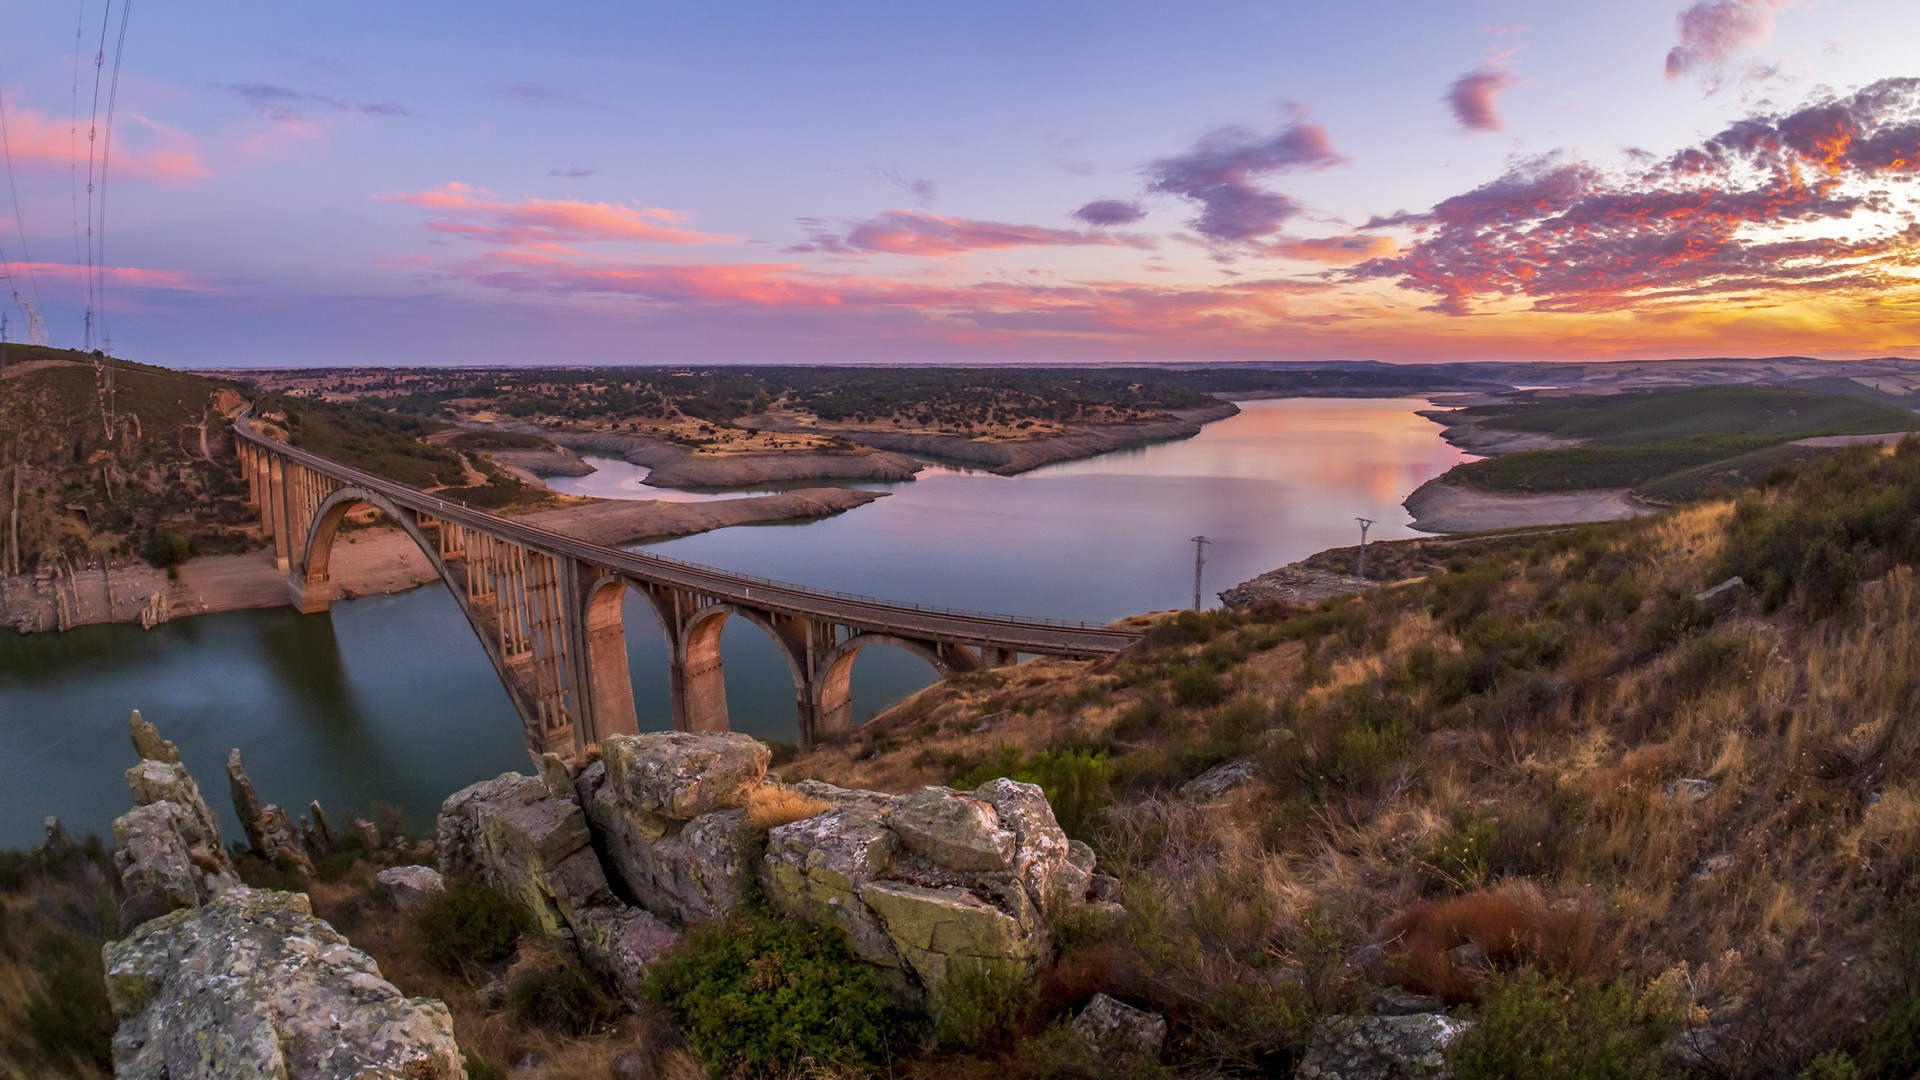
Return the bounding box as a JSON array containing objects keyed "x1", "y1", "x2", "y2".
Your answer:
[
  {"x1": 776, "y1": 435, "x2": 1920, "y2": 1078},
  {"x1": 1440, "y1": 385, "x2": 1920, "y2": 501}
]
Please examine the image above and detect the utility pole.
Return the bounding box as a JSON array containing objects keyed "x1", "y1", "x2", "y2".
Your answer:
[
  {"x1": 1355, "y1": 517, "x2": 1375, "y2": 581},
  {"x1": 1191, "y1": 534, "x2": 1211, "y2": 610}
]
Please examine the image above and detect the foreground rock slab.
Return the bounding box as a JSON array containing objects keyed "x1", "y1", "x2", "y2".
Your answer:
[
  {"x1": 1296, "y1": 1013, "x2": 1471, "y2": 1080},
  {"x1": 104, "y1": 888, "x2": 466, "y2": 1080}
]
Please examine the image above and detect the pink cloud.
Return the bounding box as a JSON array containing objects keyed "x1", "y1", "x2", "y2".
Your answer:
[
  {"x1": 380, "y1": 183, "x2": 732, "y2": 249},
  {"x1": 1351, "y1": 78, "x2": 1920, "y2": 315},
  {"x1": 11, "y1": 262, "x2": 210, "y2": 291},
  {"x1": 787, "y1": 209, "x2": 1150, "y2": 256},
  {"x1": 1666, "y1": 0, "x2": 1787, "y2": 86},
  {"x1": 0, "y1": 108, "x2": 207, "y2": 182},
  {"x1": 1446, "y1": 66, "x2": 1523, "y2": 131}
]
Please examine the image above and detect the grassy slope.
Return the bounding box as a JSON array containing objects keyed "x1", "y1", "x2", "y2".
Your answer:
[
  {"x1": 1445, "y1": 386, "x2": 1920, "y2": 497},
  {"x1": 0, "y1": 350, "x2": 257, "y2": 567},
  {"x1": 779, "y1": 440, "x2": 1920, "y2": 1077}
]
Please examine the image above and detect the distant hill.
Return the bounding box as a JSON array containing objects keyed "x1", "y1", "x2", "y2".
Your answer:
[{"x1": 1469, "y1": 385, "x2": 1920, "y2": 446}]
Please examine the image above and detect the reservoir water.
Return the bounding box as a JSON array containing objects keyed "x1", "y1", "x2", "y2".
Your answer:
[{"x1": 0, "y1": 398, "x2": 1472, "y2": 848}]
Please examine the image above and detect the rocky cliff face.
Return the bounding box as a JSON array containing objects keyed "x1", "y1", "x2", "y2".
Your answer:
[
  {"x1": 103, "y1": 715, "x2": 467, "y2": 1080},
  {"x1": 439, "y1": 730, "x2": 1123, "y2": 1004}
]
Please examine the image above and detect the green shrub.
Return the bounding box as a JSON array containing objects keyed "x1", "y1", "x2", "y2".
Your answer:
[
  {"x1": 649, "y1": 905, "x2": 895, "y2": 1076},
  {"x1": 1799, "y1": 1051, "x2": 1862, "y2": 1080},
  {"x1": 933, "y1": 957, "x2": 1036, "y2": 1051},
  {"x1": 412, "y1": 880, "x2": 530, "y2": 975},
  {"x1": 1171, "y1": 666, "x2": 1225, "y2": 708},
  {"x1": 1447, "y1": 970, "x2": 1680, "y2": 1080},
  {"x1": 506, "y1": 959, "x2": 623, "y2": 1036},
  {"x1": 16, "y1": 924, "x2": 114, "y2": 1071}
]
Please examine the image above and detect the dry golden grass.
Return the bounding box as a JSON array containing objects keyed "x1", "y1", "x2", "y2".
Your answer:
[{"x1": 744, "y1": 785, "x2": 831, "y2": 829}]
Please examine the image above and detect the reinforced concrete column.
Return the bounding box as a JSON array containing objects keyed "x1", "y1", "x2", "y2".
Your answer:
[
  {"x1": 672, "y1": 606, "x2": 730, "y2": 733},
  {"x1": 267, "y1": 456, "x2": 290, "y2": 570}
]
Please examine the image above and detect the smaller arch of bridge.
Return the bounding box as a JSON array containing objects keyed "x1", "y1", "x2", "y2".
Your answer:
[
  {"x1": 295, "y1": 486, "x2": 443, "y2": 611},
  {"x1": 676, "y1": 603, "x2": 809, "y2": 738},
  {"x1": 811, "y1": 632, "x2": 962, "y2": 739}
]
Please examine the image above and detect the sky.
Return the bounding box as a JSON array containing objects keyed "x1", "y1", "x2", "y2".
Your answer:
[{"x1": 3, "y1": 0, "x2": 1920, "y2": 368}]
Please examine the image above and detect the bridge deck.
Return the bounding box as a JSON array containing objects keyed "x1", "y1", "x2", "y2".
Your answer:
[{"x1": 237, "y1": 420, "x2": 1138, "y2": 656}]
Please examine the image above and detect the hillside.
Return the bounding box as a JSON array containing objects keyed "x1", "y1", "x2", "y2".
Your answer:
[
  {"x1": 0, "y1": 348, "x2": 256, "y2": 573},
  {"x1": 762, "y1": 439, "x2": 1920, "y2": 1078},
  {"x1": 1435, "y1": 386, "x2": 1920, "y2": 501}
]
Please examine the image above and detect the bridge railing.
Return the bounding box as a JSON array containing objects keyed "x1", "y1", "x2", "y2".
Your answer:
[{"x1": 239, "y1": 412, "x2": 1128, "y2": 637}]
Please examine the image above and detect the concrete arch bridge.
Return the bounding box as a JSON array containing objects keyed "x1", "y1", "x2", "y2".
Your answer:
[{"x1": 233, "y1": 415, "x2": 1136, "y2": 756}]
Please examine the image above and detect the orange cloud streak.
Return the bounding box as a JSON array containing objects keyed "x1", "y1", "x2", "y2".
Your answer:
[{"x1": 380, "y1": 183, "x2": 732, "y2": 249}]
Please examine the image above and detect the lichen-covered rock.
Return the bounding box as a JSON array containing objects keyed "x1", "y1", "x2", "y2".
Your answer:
[
  {"x1": 1295, "y1": 1014, "x2": 1471, "y2": 1080},
  {"x1": 601, "y1": 732, "x2": 769, "y2": 819},
  {"x1": 113, "y1": 802, "x2": 235, "y2": 928},
  {"x1": 113, "y1": 733, "x2": 238, "y2": 929},
  {"x1": 104, "y1": 888, "x2": 465, "y2": 1080},
  {"x1": 890, "y1": 786, "x2": 1015, "y2": 871},
  {"x1": 435, "y1": 772, "x2": 549, "y2": 879},
  {"x1": 376, "y1": 865, "x2": 446, "y2": 913},
  {"x1": 580, "y1": 762, "x2": 754, "y2": 924},
  {"x1": 857, "y1": 880, "x2": 1042, "y2": 990},
  {"x1": 1179, "y1": 756, "x2": 1259, "y2": 802},
  {"x1": 975, "y1": 778, "x2": 1086, "y2": 914},
  {"x1": 569, "y1": 902, "x2": 681, "y2": 1003},
  {"x1": 438, "y1": 772, "x2": 600, "y2": 933},
  {"x1": 1071, "y1": 992, "x2": 1167, "y2": 1061},
  {"x1": 761, "y1": 806, "x2": 904, "y2": 975}
]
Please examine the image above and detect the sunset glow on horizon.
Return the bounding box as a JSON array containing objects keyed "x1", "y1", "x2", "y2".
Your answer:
[{"x1": 5, "y1": 1, "x2": 1920, "y2": 367}]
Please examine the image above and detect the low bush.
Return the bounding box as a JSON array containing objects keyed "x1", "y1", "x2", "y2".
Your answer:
[
  {"x1": 412, "y1": 879, "x2": 530, "y2": 976},
  {"x1": 1171, "y1": 665, "x2": 1225, "y2": 708},
  {"x1": 649, "y1": 904, "x2": 895, "y2": 1076},
  {"x1": 505, "y1": 960, "x2": 623, "y2": 1037},
  {"x1": 1386, "y1": 882, "x2": 1602, "y2": 1001},
  {"x1": 933, "y1": 957, "x2": 1037, "y2": 1052},
  {"x1": 1446, "y1": 969, "x2": 1680, "y2": 1080}
]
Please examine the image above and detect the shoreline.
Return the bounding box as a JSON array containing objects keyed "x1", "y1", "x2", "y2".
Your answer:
[
  {"x1": 0, "y1": 487, "x2": 886, "y2": 635},
  {"x1": 469, "y1": 425, "x2": 924, "y2": 486},
  {"x1": 1401, "y1": 477, "x2": 1645, "y2": 533},
  {"x1": 756, "y1": 402, "x2": 1242, "y2": 476}
]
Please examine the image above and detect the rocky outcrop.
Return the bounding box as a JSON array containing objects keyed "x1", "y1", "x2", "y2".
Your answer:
[
  {"x1": 106, "y1": 719, "x2": 464, "y2": 1077},
  {"x1": 1296, "y1": 1013, "x2": 1471, "y2": 1080},
  {"x1": 228, "y1": 748, "x2": 315, "y2": 877},
  {"x1": 112, "y1": 715, "x2": 239, "y2": 929},
  {"x1": 444, "y1": 732, "x2": 1116, "y2": 1006},
  {"x1": 435, "y1": 767, "x2": 682, "y2": 1000},
  {"x1": 104, "y1": 888, "x2": 466, "y2": 1080},
  {"x1": 1179, "y1": 757, "x2": 1260, "y2": 802}
]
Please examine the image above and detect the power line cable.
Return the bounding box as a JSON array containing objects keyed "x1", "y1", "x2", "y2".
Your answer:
[
  {"x1": 96, "y1": 0, "x2": 132, "y2": 356},
  {"x1": 0, "y1": 85, "x2": 47, "y2": 322}
]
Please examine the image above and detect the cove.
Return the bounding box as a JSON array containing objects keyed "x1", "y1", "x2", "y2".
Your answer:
[{"x1": 0, "y1": 398, "x2": 1472, "y2": 848}]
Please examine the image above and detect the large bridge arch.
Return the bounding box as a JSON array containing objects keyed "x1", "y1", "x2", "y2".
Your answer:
[{"x1": 292, "y1": 486, "x2": 444, "y2": 615}]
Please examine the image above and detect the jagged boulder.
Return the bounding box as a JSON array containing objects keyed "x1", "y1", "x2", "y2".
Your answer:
[
  {"x1": 1180, "y1": 757, "x2": 1259, "y2": 802},
  {"x1": 890, "y1": 786, "x2": 1016, "y2": 871},
  {"x1": 376, "y1": 865, "x2": 446, "y2": 913},
  {"x1": 435, "y1": 770, "x2": 682, "y2": 993},
  {"x1": 977, "y1": 778, "x2": 1088, "y2": 916},
  {"x1": 104, "y1": 888, "x2": 465, "y2": 1080},
  {"x1": 228, "y1": 748, "x2": 314, "y2": 877},
  {"x1": 112, "y1": 719, "x2": 238, "y2": 928},
  {"x1": 1071, "y1": 992, "x2": 1167, "y2": 1061},
  {"x1": 579, "y1": 761, "x2": 754, "y2": 924},
  {"x1": 760, "y1": 803, "x2": 905, "y2": 978},
  {"x1": 858, "y1": 880, "x2": 1043, "y2": 989},
  {"x1": 601, "y1": 731, "x2": 770, "y2": 819},
  {"x1": 1296, "y1": 1013, "x2": 1471, "y2": 1080}
]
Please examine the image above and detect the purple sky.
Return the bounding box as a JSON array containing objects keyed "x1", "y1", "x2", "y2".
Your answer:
[{"x1": 3, "y1": 0, "x2": 1919, "y2": 367}]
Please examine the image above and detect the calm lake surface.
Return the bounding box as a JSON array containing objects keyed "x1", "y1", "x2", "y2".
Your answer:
[{"x1": 0, "y1": 398, "x2": 1472, "y2": 848}]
